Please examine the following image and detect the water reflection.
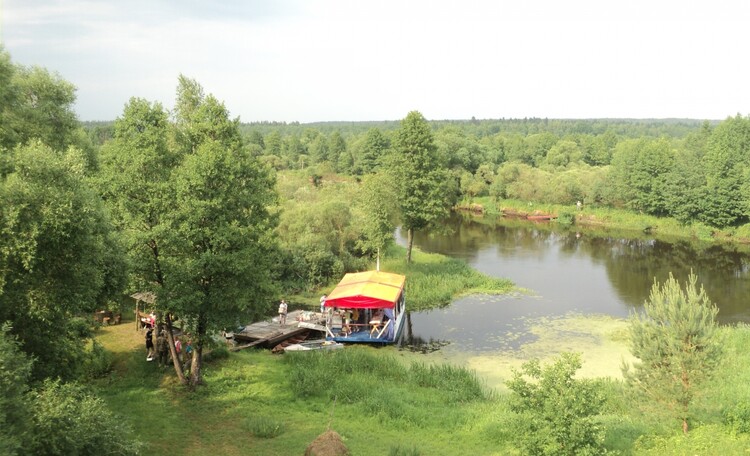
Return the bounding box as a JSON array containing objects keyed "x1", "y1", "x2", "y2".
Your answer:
[{"x1": 399, "y1": 214, "x2": 750, "y2": 353}]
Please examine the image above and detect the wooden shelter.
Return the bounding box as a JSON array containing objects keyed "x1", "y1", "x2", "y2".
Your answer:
[{"x1": 131, "y1": 291, "x2": 156, "y2": 330}]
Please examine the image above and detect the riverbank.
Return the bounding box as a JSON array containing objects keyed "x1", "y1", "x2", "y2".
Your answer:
[
  {"x1": 289, "y1": 244, "x2": 516, "y2": 312},
  {"x1": 93, "y1": 314, "x2": 750, "y2": 455},
  {"x1": 87, "y1": 228, "x2": 750, "y2": 455},
  {"x1": 458, "y1": 197, "x2": 750, "y2": 245}
]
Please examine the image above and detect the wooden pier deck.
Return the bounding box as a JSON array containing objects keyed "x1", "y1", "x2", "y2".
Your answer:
[{"x1": 231, "y1": 310, "x2": 326, "y2": 350}]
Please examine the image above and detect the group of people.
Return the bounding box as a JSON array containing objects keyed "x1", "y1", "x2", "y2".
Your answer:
[{"x1": 145, "y1": 326, "x2": 193, "y2": 372}]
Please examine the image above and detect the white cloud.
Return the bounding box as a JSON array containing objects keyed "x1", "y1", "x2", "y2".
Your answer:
[{"x1": 3, "y1": 0, "x2": 749, "y2": 121}]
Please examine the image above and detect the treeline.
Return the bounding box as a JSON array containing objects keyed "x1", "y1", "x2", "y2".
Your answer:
[{"x1": 201, "y1": 114, "x2": 746, "y2": 232}]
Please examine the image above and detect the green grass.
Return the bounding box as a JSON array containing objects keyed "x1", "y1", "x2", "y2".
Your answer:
[
  {"x1": 91, "y1": 317, "x2": 750, "y2": 455},
  {"x1": 287, "y1": 243, "x2": 516, "y2": 312},
  {"x1": 92, "y1": 320, "x2": 516, "y2": 455}
]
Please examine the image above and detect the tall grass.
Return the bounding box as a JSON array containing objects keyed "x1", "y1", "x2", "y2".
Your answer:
[{"x1": 284, "y1": 346, "x2": 493, "y2": 429}]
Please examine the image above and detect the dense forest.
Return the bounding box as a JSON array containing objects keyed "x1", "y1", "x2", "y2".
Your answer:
[
  {"x1": 3, "y1": 45, "x2": 750, "y2": 455},
  {"x1": 88, "y1": 108, "x2": 749, "y2": 234}
]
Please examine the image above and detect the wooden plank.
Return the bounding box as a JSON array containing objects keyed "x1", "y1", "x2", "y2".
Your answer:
[
  {"x1": 231, "y1": 309, "x2": 326, "y2": 348},
  {"x1": 230, "y1": 338, "x2": 271, "y2": 351}
]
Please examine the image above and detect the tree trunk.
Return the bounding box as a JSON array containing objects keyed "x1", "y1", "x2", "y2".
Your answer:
[
  {"x1": 190, "y1": 345, "x2": 203, "y2": 386},
  {"x1": 164, "y1": 314, "x2": 187, "y2": 385},
  {"x1": 189, "y1": 315, "x2": 206, "y2": 386},
  {"x1": 406, "y1": 227, "x2": 414, "y2": 263}
]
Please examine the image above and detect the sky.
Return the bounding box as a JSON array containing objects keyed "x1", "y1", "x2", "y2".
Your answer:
[{"x1": 2, "y1": 0, "x2": 749, "y2": 123}]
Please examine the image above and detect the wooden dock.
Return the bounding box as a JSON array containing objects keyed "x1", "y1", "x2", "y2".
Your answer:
[{"x1": 231, "y1": 310, "x2": 326, "y2": 351}]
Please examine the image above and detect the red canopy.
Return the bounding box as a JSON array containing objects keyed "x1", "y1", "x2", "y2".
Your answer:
[{"x1": 324, "y1": 270, "x2": 405, "y2": 309}]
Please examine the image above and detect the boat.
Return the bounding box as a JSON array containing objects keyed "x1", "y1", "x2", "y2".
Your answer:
[
  {"x1": 283, "y1": 339, "x2": 344, "y2": 352},
  {"x1": 323, "y1": 270, "x2": 406, "y2": 344},
  {"x1": 526, "y1": 213, "x2": 555, "y2": 221}
]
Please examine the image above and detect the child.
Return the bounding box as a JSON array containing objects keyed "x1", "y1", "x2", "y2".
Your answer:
[{"x1": 145, "y1": 327, "x2": 155, "y2": 361}]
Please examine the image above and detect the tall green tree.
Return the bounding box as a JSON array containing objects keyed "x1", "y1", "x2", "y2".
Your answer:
[
  {"x1": 0, "y1": 141, "x2": 126, "y2": 380},
  {"x1": 389, "y1": 111, "x2": 452, "y2": 263},
  {"x1": 308, "y1": 133, "x2": 330, "y2": 164},
  {"x1": 623, "y1": 272, "x2": 721, "y2": 433},
  {"x1": 664, "y1": 124, "x2": 712, "y2": 224},
  {"x1": 164, "y1": 140, "x2": 278, "y2": 385},
  {"x1": 355, "y1": 172, "x2": 398, "y2": 269},
  {"x1": 700, "y1": 115, "x2": 750, "y2": 227},
  {"x1": 607, "y1": 138, "x2": 674, "y2": 216},
  {"x1": 0, "y1": 47, "x2": 81, "y2": 154},
  {"x1": 357, "y1": 127, "x2": 389, "y2": 174},
  {"x1": 97, "y1": 98, "x2": 188, "y2": 382}
]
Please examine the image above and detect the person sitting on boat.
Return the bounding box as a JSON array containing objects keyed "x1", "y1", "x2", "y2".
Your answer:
[
  {"x1": 351, "y1": 308, "x2": 360, "y2": 332},
  {"x1": 342, "y1": 309, "x2": 352, "y2": 336}
]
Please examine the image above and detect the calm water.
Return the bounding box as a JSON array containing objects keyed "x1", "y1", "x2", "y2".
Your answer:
[{"x1": 399, "y1": 214, "x2": 750, "y2": 353}]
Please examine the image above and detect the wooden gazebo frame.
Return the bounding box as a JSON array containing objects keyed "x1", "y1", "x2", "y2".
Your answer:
[{"x1": 131, "y1": 291, "x2": 156, "y2": 330}]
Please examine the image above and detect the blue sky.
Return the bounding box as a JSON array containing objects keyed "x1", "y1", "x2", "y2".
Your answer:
[{"x1": 2, "y1": 0, "x2": 749, "y2": 122}]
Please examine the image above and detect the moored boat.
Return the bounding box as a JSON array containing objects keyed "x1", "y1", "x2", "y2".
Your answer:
[
  {"x1": 283, "y1": 339, "x2": 344, "y2": 352},
  {"x1": 323, "y1": 270, "x2": 406, "y2": 344}
]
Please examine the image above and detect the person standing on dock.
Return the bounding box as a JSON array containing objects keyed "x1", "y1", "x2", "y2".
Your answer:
[
  {"x1": 278, "y1": 299, "x2": 288, "y2": 326},
  {"x1": 320, "y1": 294, "x2": 327, "y2": 313}
]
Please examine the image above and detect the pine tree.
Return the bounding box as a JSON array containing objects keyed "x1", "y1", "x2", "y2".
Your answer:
[{"x1": 623, "y1": 272, "x2": 721, "y2": 433}]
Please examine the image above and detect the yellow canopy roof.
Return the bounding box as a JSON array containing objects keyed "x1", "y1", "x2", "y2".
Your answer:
[{"x1": 325, "y1": 270, "x2": 406, "y2": 309}]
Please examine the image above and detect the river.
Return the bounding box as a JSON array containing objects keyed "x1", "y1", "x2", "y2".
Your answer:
[{"x1": 398, "y1": 213, "x2": 750, "y2": 356}]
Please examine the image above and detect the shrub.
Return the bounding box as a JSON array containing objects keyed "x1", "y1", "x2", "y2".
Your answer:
[
  {"x1": 0, "y1": 324, "x2": 33, "y2": 456},
  {"x1": 82, "y1": 340, "x2": 113, "y2": 379},
  {"x1": 724, "y1": 401, "x2": 750, "y2": 435},
  {"x1": 204, "y1": 345, "x2": 229, "y2": 362},
  {"x1": 506, "y1": 352, "x2": 606, "y2": 456},
  {"x1": 27, "y1": 380, "x2": 141, "y2": 456},
  {"x1": 557, "y1": 210, "x2": 576, "y2": 226}
]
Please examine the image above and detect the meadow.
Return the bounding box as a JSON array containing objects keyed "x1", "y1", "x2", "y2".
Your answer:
[{"x1": 90, "y1": 246, "x2": 750, "y2": 455}]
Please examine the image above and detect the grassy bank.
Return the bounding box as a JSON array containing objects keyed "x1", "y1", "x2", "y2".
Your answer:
[
  {"x1": 460, "y1": 197, "x2": 750, "y2": 244},
  {"x1": 289, "y1": 244, "x2": 515, "y2": 312},
  {"x1": 93, "y1": 315, "x2": 750, "y2": 455},
  {"x1": 94, "y1": 320, "x2": 512, "y2": 455}
]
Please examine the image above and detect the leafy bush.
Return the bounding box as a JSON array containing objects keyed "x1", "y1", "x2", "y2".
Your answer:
[
  {"x1": 82, "y1": 340, "x2": 113, "y2": 379},
  {"x1": 557, "y1": 210, "x2": 576, "y2": 226},
  {"x1": 27, "y1": 380, "x2": 141, "y2": 456},
  {"x1": 0, "y1": 324, "x2": 33, "y2": 456},
  {"x1": 204, "y1": 345, "x2": 230, "y2": 362},
  {"x1": 724, "y1": 401, "x2": 750, "y2": 435},
  {"x1": 506, "y1": 352, "x2": 606, "y2": 456},
  {"x1": 68, "y1": 316, "x2": 95, "y2": 339}
]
